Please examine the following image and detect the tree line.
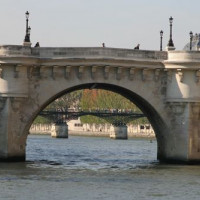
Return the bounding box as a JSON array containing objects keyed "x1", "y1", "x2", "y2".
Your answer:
[{"x1": 34, "y1": 89, "x2": 148, "y2": 125}]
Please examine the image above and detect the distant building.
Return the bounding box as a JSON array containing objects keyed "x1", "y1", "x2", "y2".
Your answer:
[{"x1": 183, "y1": 33, "x2": 200, "y2": 51}]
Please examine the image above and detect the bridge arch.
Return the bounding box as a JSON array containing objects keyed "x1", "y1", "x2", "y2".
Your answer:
[
  {"x1": 23, "y1": 83, "x2": 169, "y2": 161},
  {"x1": 1, "y1": 46, "x2": 200, "y2": 163}
]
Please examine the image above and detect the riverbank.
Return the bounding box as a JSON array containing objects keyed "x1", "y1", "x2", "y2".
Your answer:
[
  {"x1": 29, "y1": 124, "x2": 155, "y2": 138},
  {"x1": 30, "y1": 121, "x2": 155, "y2": 138},
  {"x1": 68, "y1": 130, "x2": 155, "y2": 138}
]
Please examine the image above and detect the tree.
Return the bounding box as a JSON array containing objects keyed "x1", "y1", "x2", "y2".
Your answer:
[
  {"x1": 33, "y1": 89, "x2": 149, "y2": 125},
  {"x1": 46, "y1": 90, "x2": 82, "y2": 111}
]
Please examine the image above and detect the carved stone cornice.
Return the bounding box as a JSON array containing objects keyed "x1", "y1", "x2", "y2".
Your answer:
[
  {"x1": 65, "y1": 66, "x2": 71, "y2": 79},
  {"x1": 164, "y1": 69, "x2": 172, "y2": 82},
  {"x1": 177, "y1": 69, "x2": 183, "y2": 82},
  {"x1": 154, "y1": 69, "x2": 161, "y2": 82},
  {"x1": 104, "y1": 66, "x2": 110, "y2": 79},
  {"x1": 28, "y1": 65, "x2": 41, "y2": 79},
  {"x1": 91, "y1": 66, "x2": 97, "y2": 79},
  {"x1": 13, "y1": 65, "x2": 21, "y2": 78},
  {"x1": 10, "y1": 97, "x2": 26, "y2": 112},
  {"x1": 78, "y1": 66, "x2": 84, "y2": 79},
  {"x1": 116, "y1": 67, "x2": 122, "y2": 80},
  {"x1": 196, "y1": 70, "x2": 200, "y2": 83},
  {"x1": 129, "y1": 68, "x2": 135, "y2": 80},
  {"x1": 167, "y1": 102, "x2": 187, "y2": 115},
  {"x1": 142, "y1": 69, "x2": 149, "y2": 81}
]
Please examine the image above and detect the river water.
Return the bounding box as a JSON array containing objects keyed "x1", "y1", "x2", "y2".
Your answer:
[{"x1": 0, "y1": 135, "x2": 200, "y2": 200}]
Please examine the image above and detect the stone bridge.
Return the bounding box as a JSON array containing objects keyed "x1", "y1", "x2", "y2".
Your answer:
[
  {"x1": 0, "y1": 45, "x2": 200, "y2": 163},
  {"x1": 39, "y1": 110, "x2": 145, "y2": 139}
]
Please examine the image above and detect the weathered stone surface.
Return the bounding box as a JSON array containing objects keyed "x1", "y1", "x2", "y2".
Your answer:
[
  {"x1": 0, "y1": 45, "x2": 200, "y2": 163},
  {"x1": 51, "y1": 123, "x2": 68, "y2": 138},
  {"x1": 110, "y1": 125, "x2": 128, "y2": 139}
]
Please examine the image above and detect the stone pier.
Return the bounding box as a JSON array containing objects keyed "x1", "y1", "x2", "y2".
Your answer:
[
  {"x1": 51, "y1": 123, "x2": 68, "y2": 138},
  {"x1": 110, "y1": 125, "x2": 128, "y2": 139}
]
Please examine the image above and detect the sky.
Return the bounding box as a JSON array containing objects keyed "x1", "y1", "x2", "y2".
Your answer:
[{"x1": 0, "y1": 0, "x2": 199, "y2": 50}]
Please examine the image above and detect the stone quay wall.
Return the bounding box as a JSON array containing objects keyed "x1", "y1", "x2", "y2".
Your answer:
[{"x1": 29, "y1": 123, "x2": 155, "y2": 138}]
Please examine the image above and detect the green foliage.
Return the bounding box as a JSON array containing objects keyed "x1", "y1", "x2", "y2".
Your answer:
[
  {"x1": 80, "y1": 115, "x2": 107, "y2": 124},
  {"x1": 46, "y1": 90, "x2": 82, "y2": 111},
  {"x1": 34, "y1": 90, "x2": 82, "y2": 124},
  {"x1": 128, "y1": 117, "x2": 149, "y2": 125},
  {"x1": 34, "y1": 89, "x2": 148, "y2": 125},
  {"x1": 80, "y1": 89, "x2": 138, "y2": 110},
  {"x1": 79, "y1": 89, "x2": 148, "y2": 125},
  {"x1": 33, "y1": 116, "x2": 51, "y2": 124}
]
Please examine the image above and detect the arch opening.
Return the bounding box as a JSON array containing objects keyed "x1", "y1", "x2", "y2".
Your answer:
[{"x1": 26, "y1": 83, "x2": 168, "y2": 161}]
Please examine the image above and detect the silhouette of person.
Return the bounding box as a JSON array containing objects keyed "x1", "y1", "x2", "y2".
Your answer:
[
  {"x1": 134, "y1": 44, "x2": 140, "y2": 50},
  {"x1": 102, "y1": 43, "x2": 105, "y2": 48},
  {"x1": 34, "y1": 42, "x2": 40, "y2": 47}
]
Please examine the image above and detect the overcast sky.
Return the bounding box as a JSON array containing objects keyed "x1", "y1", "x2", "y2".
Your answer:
[{"x1": 0, "y1": 0, "x2": 199, "y2": 50}]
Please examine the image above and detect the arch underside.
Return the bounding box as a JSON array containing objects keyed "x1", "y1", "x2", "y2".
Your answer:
[{"x1": 25, "y1": 83, "x2": 169, "y2": 161}]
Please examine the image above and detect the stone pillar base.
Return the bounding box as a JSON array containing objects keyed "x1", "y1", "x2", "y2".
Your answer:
[
  {"x1": 110, "y1": 125, "x2": 128, "y2": 139},
  {"x1": 23, "y1": 42, "x2": 32, "y2": 47},
  {"x1": 51, "y1": 123, "x2": 68, "y2": 138},
  {"x1": 166, "y1": 46, "x2": 176, "y2": 51}
]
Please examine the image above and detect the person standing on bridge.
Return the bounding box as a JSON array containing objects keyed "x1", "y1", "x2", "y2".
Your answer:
[
  {"x1": 134, "y1": 44, "x2": 140, "y2": 49},
  {"x1": 34, "y1": 42, "x2": 40, "y2": 47}
]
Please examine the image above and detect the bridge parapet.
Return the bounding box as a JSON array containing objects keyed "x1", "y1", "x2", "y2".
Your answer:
[
  {"x1": 166, "y1": 51, "x2": 200, "y2": 67},
  {"x1": 31, "y1": 47, "x2": 167, "y2": 60},
  {"x1": 0, "y1": 45, "x2": 32, "y2": 56},
  {"x1": 0, "y1": 45, "x2": 167, "y2": 61}
]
